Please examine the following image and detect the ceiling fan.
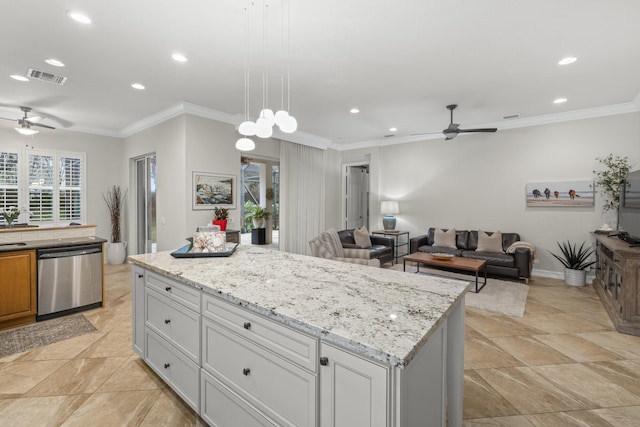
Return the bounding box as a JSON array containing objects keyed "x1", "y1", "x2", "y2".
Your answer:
[
  {"x1": 0, "y1": 106, "x2": 56, "y2": 135},
  {"x1": 414, "y1": 104, "x2": 497, "y2": 140}
]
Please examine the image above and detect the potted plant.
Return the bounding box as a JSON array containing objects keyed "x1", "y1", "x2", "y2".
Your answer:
[
  {"x1": 594, "y1": 154, "x2": 632, "y2": 229},
  {"x1": 103, "y1": 185, "x2": 127, "y2": 264},
  {"x1": 0, "y1": 206, "x2": 21, "y2": 227},
  {"x1": 550, "y1": 240, "x2": 596, "y2": 286},
  {"x1": 213, "y1": 207, "x2": 229, "y2": 231},
  {"x1": 247, "y1": 205, "x2": 271, "y2": 229}
]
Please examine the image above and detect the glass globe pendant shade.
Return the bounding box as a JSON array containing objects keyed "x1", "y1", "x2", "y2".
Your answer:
[
  {"x1": 238, "y1": 120, "x2": 257, "y2": 136},
  {"x1": 279, "y1": 115, "x2": 297, "y2": 133},
  {"x1": 274, "y1": 110, "x2": 289, "y2": 126},
  {"x1": 235, "y1": 137, "x2": 255, "y2": 151},
  {"x1": 255, "y1": 124, "x2": 273, "y2": 138},
  {"x1": 260, "y1": 108, "x2": 275, "y2": 127}
]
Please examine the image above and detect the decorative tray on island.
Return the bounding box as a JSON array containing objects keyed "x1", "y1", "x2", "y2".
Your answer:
[
  {"x1": 171, "y1": 243, "x2": 238, "y2": 258},
  {"x1": 431, "y1": 253, "x2": 455, "y2": 260}
]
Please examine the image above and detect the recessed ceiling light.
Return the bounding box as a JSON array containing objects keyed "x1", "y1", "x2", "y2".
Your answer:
[
  {"x1": 172, "y1": 53, "x2": 188, "y2": 63},
  {"x1": 67, "y1": 11, "x2": 92, "y2": 24},
  {"x1": 9, "y1": 74, "x2": 29, "y2": 82},
  {"x1": 131, "y1": 83, "x2": 146, "y2": 90},
  {"x1": 350, "y1": 108, "x2": 359, "y2": 114},
  {"x1": 389, "y1": 127, "x2": 397, "y2": 132},
  {"x1": 45, "y1": 59, "x2": 65, "y2": 67},
  {"x1": 558, "y1": 57, "x2": 577, "y2": 65},
  {"x1": 553, "y1": 97, "x2": 568, "y2": 104}
]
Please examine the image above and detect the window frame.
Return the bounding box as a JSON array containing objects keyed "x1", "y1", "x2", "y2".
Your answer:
[{"x1": 0, "y1": 147, "x2": 86, "y2": 226}]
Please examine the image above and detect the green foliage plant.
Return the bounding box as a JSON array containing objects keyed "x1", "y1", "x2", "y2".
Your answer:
[
  {"x1": 549, "y1": 241, "x2": 596, "y2": 270},
  {"x1": 214, "y1": 207, "x2": 229, "y2": 220},
  {"x1": 594, "y1": 154, "x2": 632, "y2": 212}
]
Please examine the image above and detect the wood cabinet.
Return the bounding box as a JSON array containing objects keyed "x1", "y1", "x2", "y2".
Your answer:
[
  {"x1": 0, "y1": 250, "x2": 37, "y2": 329},
  {"x1": 593, "y1": 234, "x2": 640, "y2": 336}
]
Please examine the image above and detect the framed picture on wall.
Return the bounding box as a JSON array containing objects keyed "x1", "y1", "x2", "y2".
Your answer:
[
  {"x1": 193, "y1": 172, "x2": 236, "y2": 210},
  {"x1": 525, "y1": 180, "x2": 594, "y2": 207}
]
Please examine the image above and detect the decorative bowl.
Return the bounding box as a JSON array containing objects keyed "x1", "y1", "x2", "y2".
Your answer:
[{"x1": 431, "y1": 253, "x2": 455, "y2": 260}]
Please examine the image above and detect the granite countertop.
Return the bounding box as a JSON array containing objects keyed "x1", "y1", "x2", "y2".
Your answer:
[
  {"x1": 129, "y1": 246, "x2": 469, "y2": 368},
  {"x1": 0, "y1": 236, "x2": 106, "y2": 253}
]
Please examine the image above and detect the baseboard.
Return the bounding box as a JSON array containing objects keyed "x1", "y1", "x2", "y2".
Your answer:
[{"x1": 532, "y1": 268, "x2": 595, "y2": 284}]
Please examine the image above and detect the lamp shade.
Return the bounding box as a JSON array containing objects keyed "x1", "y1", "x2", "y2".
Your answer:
[{"x1": 380, "y1": 200, "x2": 399, "y2": 215}]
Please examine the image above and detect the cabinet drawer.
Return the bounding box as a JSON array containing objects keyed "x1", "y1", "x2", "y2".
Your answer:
[
  {"x1": 202, "y1": 293, "x2": 317, "y2": 373},
  {"x1": 201, "y1": 369, "x2": 277, "y2": 427},
  {"x1": 145, "y1": 330, "x2": 199, "y2": 411},
  {"x1": 146, "y1": 271, "x2": 200, "y2": 311},
  {"x1": 145, "y1": 288, "x2": 200, "y2": 362},
  {"x1": 202, "y1": 318, "x2": 316, "y2": 427}
]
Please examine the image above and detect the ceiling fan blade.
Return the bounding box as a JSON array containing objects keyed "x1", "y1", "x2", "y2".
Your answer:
[
  {"x1": 457, "y1": 128, "x2": 497, "y2": 133},
  {"x1": 410, "y1": 131, "x2": 443, "y2": 136},
  {"x1": 25, "y1": 116, "x2": 44, "y2": 123},
  {"x1": 0, "y1": 117, "x2": 15, "y2": 122},
  {"x1": 32, "y1": 122, "x2": 56, "y2": 130}
]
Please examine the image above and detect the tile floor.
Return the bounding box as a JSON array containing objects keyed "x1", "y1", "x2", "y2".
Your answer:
[{"x1": 1, "y1": 263, "x2": 640, "y2": 426}]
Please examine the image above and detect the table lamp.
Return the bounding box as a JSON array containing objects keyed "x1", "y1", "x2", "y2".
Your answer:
[{"x1": 380, "y1": 200, "x2": 399, "y2": 231}]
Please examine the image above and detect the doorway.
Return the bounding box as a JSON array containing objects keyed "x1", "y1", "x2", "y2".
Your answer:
[
  {"x1": 344, "y1": 164, "x2": 370, "y2": 230},
  {"x1": 240, "y1": 157, "x2": 279, "y2": 247},
  {"x1": 134, "y1": 154, "x2": 156, "y2": 254}
]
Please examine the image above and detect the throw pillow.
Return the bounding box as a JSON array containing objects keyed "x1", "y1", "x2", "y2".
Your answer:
[
  {"x1": 434, "y1": 228, "x2": 457, "y2": 249},
  {"x1": 476, "y1": 230, "x2": 504, "y2": 253},
  {"x1": 354, "y1": 226, "x2": 372, "y2": 248}
]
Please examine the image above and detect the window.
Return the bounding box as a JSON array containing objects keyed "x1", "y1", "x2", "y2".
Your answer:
[{"x1": 0, "y1": 148, "x2": 85, "y2": 225}]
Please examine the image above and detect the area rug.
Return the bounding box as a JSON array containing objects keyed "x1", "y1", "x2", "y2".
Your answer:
[
  {"x1": 389, "y1": 264, "x2": 529, "y2": 317},
  {"x1": 0, "y1": 314, "x2": 97, "y2": 358}
]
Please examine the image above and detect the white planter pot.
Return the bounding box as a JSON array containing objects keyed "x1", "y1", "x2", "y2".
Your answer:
[
  {"x1": 252, "y1": 218, "x2": 265, "y2": 229},
  {"x1": 564, "y1": 268, "x2": 587, "y2": 287},
  {"x1": 106, "y1": 242, "x2": 128, "y2": 265}
]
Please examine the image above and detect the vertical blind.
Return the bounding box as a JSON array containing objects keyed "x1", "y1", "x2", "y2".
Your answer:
[{"x1": 0, "y1": 148, "x2": 85, "y2": 225}]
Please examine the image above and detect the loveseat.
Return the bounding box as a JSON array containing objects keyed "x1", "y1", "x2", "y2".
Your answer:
[
  {"x1": 337, "y1": 229, "x2": 394, "y2": 265},
  {"x1": 409, "y1": 228, "x2": 533, "y2": 281}
]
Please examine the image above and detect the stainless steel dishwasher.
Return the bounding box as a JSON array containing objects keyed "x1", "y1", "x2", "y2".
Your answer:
[{"x1": 37, "y1": 243, "x2": 103, "y2": 321}]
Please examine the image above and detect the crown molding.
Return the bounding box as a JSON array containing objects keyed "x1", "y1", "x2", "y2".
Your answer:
[{"x1": 336, "y1": 102, "x2": 640, "y2": 151}]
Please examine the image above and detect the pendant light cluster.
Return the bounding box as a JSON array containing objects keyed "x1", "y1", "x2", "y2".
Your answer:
[{"x1": 236, "y1": 0, "x2": 297, "y2": 152}]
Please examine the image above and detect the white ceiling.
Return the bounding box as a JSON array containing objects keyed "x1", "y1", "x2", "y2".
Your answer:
[{"x1": 1, "y1": 0, "x2": 640, "y2": 149}]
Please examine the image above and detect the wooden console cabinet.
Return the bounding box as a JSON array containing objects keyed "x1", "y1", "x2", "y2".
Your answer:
[
  {"x1": 593, "y1": 234, "x2": 640, "y2": 336},
  {"x1": 0, "y1": 250, "x2": 37, "y2": 329}
]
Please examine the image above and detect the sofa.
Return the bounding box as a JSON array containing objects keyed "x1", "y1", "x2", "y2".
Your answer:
[
  {"x1": 409, "y1": 228, "x2": 533, "y2": 281},
  {"x1": 337, "y1": 229, "x2": 394, "y2": 265}
]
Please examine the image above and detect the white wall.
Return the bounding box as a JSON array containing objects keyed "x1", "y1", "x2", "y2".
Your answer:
[
  {"x1": 339, "y1": 112, "x2": 640, "y2": 275},
  {"x1": 0, "y1": 126, "x2": 123, "y2": 241}
]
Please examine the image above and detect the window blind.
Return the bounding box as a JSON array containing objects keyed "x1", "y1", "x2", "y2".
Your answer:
[{"x1": 0, "y1": 151, "x2": 20, "y2": 224}]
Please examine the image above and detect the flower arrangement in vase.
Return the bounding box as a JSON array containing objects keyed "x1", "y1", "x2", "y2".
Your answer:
[
  {"x1": 103, "y1": 185, "x2": 127, "y2": 264},
  {"x1": 213, "y1": 207, "x2": 229, "y2": 231},
  {"x1": 0, "y1": 206, "x2": 21, "y2": 226}
]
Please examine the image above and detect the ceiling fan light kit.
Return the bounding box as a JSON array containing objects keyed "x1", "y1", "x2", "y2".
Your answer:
[{"x1": 1, "y1": 106, "x2": 56, "y2": 136}]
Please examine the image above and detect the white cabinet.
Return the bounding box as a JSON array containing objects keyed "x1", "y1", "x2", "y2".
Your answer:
[
  {"x1": 201, "y1": 294, "x2": 317, "y2": 427},
  {"x1": 132, "y1": 266, "x2": 145, "y2": 356},
  {"x1": 319, "y1": 343, "x2": 388, "y2": 427}
]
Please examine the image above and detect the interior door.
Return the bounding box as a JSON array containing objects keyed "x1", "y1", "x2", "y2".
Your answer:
[{"x1": 345, "y1": 165, "x2": 369, "y2": 230}]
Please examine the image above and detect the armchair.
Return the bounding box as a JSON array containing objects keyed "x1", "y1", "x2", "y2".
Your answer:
[{"x1": 309, "y1": 229, "x2": 380, "y2": 267}]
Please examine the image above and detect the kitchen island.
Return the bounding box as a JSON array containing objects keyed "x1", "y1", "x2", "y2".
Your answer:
[{"x1": 129, "y1": 246, "x2": 469, "y2": 427}]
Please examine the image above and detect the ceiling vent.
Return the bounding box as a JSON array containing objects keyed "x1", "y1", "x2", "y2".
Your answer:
[{"x1": 27, "y1": 68, "x2": 68, "y2": 85}]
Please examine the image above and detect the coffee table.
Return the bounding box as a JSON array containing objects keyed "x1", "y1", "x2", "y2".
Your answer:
[{"x1": 403, "y1": 252, "x2": 487, "y2": 293}]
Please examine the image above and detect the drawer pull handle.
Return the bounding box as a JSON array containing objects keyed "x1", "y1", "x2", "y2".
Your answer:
[
  {"x1": 243, "y1": 368, "x2": 251, "y2": 376},
  {"x1": 137, "y1": 274, "x2": 143, "y2": 278},
  {"x1": 320, "y1": 357, "x2": 329, "y2": 366},
  {"x1": 165, "y1": 286, "x2": 172, "y2": 292},
  {"x1": 164, "y1": 319, "x2": 171, "y2": 324},
  {"x1": 243, "y1": 322, "x2": 251, "y2": 330},
  {"x1": 164, "y1": 363, "x2": 170, "y2": 369}
]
